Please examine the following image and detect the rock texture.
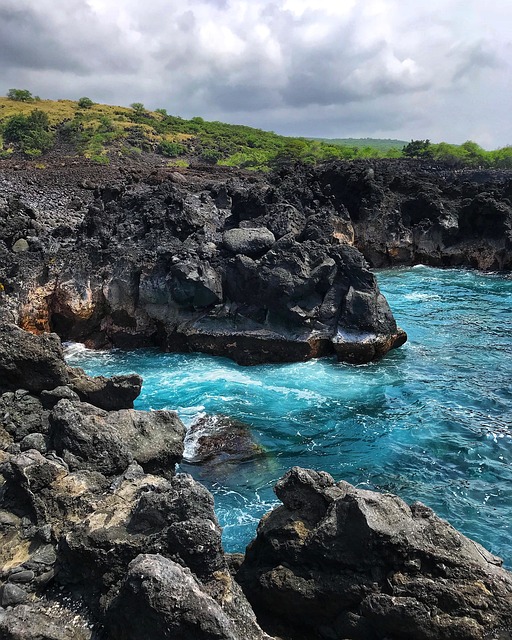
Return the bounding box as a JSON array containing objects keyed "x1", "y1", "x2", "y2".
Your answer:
[
  {"x1": 238, "y1": 467, "x2": 512, "y2": 640},
  {"x1": 0, "y1": 325, "x2": 270, "y2": 640},
  {"x1": 0, "y1": 160, "x2": 414, "y2": 365},
  {"x1": 2, "y1": 159, "x2": 512, "y2": 366},
  {"x1": 1, "y1": 327, "x2": 512, "y2": 639}
]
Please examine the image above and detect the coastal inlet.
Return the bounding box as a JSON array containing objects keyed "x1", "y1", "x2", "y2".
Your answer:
[{"x1": 66, "y1": 265, "x2": 512, "y2": 566}]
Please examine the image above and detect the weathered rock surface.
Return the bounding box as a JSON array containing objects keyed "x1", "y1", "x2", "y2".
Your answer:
[
  {"x1": 237, "y1": 467, "x2": 512, "y2": 640},
  {"x1": 0, "y1": 325, "x2": 270, "y2": 640},
  {"x1": 107, "y1": 554, "x2": 269, "y2": 640},
  {"x1": 49, "y1": 399, "x2": 185, "y2": 476},
  {"x1": 67, "y1": 367, "x2": 143, "y2": 410},
  {"x1": 184, "y1": 414, "x2": 264, "y2": 465},
  {"x1": 0, "y1": 324, "x2": 69, "y2": 393},
  {"x1": 1, "y1": 161, "x2": 417, "y2": 365}
]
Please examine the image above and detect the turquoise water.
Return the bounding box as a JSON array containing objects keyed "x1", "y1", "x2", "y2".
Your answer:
[{"x1": 65, "y1": 266, "x2": 512, "y2": 564}]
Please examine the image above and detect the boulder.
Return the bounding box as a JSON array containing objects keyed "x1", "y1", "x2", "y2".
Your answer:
[
  {"x1": 223, "y1": 228, "x2": 275, "y2": 256},
  {"x1": 106, "y1": 554, "x2": 270, "y2": 640},
  {"x1": 238, "y1": 467, "x2": 512, "y2": 640},
  {"x1": 0, "y1": 324, "x2": 68, "y2": 393},
  {"x1": 49, "y1": 399, "x2": 185, "y2": 476},
  {"x1": 183, "y1": 414, "x2": 264, "y2": 465},
  {"x1": 67, "y1": 367, "x2": 142, "y2": 410}
]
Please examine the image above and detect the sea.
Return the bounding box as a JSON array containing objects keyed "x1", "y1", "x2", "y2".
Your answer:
[{"x1": 65, "y1": 266, "x2": 512, "y2": 565}]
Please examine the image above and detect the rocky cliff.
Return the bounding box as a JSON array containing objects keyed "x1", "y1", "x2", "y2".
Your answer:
[
  {"x1": 2, "y1": 158, "x2": 511, "y2": 366},
  {"x1": 1, "y1": 326, "x2": 511, "y2": 640}
]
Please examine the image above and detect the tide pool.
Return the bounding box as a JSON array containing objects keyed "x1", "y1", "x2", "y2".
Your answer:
[{"x1": 65, "y1": 266, "x2": 512, "y2": 564}]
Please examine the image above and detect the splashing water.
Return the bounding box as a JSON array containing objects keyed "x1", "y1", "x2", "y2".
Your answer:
[{"x1": 65, "y1": 266, "x2": 512, "y2": 564}]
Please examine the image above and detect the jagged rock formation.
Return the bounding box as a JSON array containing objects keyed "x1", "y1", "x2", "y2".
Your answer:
[
  {"x1": 0, "y1": 161, "x2": 412, "y2": 365},
  {"x1": 1, "y1": 326, "x2": 512, "y2": 639},
  {"x1": 0, "y1": 324, "x2": 270, "y2": 640},
  {"x1": 2, "y1": 159, "x2": 512, "y2": 365},
  {"x1": 237, "y1": 467, "x2": 512, "y2": 640},
  {"x1": 273, "y1": 161, "x2": 512, "y2": 271}
]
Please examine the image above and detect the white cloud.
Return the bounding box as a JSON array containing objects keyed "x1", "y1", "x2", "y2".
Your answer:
[{"x1": 0, "y1": 0, "x2": 511, "y2": 147}]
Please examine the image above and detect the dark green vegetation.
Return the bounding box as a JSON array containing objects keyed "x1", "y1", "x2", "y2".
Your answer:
[
  {"x1": 308, "y1": 137, "x2": 408, "y2": 152},
  {"x1": 402, "y1": 139, "x2": 512, "y2": 168},
  {"x1": 1, "y1": 90, "x2": 512, "y2": 169}
]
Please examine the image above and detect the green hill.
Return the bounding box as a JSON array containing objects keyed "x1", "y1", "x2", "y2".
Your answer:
[
  {"x1": 1, "y1": 91, "x2": 512, "y2": 170},
  {"x1": 0, "y1": 93, "x2": 400, "y2": 170}
]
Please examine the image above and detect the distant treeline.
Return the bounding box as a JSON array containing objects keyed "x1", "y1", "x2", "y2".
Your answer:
[{"x1": 1, "y1": 90, "x2": 511, "y2": 170}]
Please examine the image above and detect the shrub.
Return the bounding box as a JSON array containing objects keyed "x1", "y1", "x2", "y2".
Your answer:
[
  {"x1": 159, "y1": 140, "x2": 185, "y2": 157},
  {"x1": 199, "y1": 148, "x2": 222, "y2": 164},
  {"x1": 7, "y1": 88, "x2": 34, "y2": 102},
  {"x1": 130, "y1": 102, "x2": 146, "y2": 116},
  {"x1": 77, "y1": 97, "x2": 94, "y2": 109},
  {"x1": 3, "y1": 109, "x2": 55, "y2": 156}
]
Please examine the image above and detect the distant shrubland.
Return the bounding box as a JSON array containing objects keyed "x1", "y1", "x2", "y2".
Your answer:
[{"x1": 1, "y1": 90, "x2": 511, "y2": 170}]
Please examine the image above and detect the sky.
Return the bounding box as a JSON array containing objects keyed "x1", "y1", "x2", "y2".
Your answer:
[{"x1": 1, "y1": 0, "x2": 511, "y2": 148}]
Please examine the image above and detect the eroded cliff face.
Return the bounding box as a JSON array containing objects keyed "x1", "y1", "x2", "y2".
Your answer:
[
  {"x1": 0, "y1": 161, "x2": 408, "y2": 364},
  {"x1": 2, "y1": 159, "x2": 511, "y2": 363},
  {"x1": 273, "y1": 161, "x2": 512, "y2": 271}
]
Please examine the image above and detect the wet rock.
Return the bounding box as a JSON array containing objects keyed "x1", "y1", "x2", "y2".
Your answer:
[
  {"x1": 238, "y1": 467, "x2": 512, "y2": 640},
  {"x1": 184, "y1": 414, "x2": 263, "y2": 465},
  {"x1": 0, "y1": 325, "x2": 68, "y2": 394},
  {"x1": 67, "y1": 367, "x2": 142, "y2": 410}
]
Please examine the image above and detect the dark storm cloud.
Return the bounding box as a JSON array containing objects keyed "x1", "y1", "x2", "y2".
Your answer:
[
  {"x1": 0, "y1": 0, "x2": 139, "y2": 76},
  {"x1": 0, "y1": 0, "x2": 511, "y2": 147},
  {"x1": 0, "y1": 6, "x2": 87, "y2": 72}
]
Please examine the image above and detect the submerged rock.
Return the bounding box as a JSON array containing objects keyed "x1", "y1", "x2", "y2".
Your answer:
[
  {"x1": 238, "y1": 467, "x2": 512, "y2": 640},
  {"x1": 184, "y1": 414, "x2": 264, "y2": 465}
]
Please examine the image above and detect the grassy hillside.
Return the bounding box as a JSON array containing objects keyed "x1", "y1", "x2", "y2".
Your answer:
[
  {"x1": 1, "y1": 93, "x2": 512, "y2": 170},
  {"x1": 0, "y1": 94, "x2": 400, "y2": 169},
  {"x1": 308, "y1": 137, "x2": 408, "y2": 152}
]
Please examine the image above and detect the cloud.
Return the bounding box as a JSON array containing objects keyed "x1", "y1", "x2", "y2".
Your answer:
[{"x1": 0, "y1": 0, "x2": 511, "y2": 147}]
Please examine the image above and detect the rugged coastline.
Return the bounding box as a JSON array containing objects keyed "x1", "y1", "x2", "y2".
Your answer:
[
  {"x1": 1, "y1": 157, "x2": 512, "y2": 638},
  {"x1": 1, "y1": 324, "x2": 512, "y2": 640},
  {"x1": 2, "y1": 158, "x2": 511, "y2": 365}
]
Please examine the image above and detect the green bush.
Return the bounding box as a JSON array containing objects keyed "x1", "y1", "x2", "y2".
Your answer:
[
  {"x1": 7, "y1": 88, "x2": 34, "y2": 102},
  {"x1": 2, "y1": 109, "x2": 55, "y2": 156},
  {"x1": 130, "y1": 102, "x2": 146, "y2": 116},
  {"x1": 77, "y1": 97, "x2": 94, "y2": 109},
  {"x1": 159, "y1": 140, "x2": 185, "y2": 157}
]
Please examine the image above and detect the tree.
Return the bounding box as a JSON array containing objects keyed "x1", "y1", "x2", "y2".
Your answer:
[
  {"x1": 7, "y1": 88, "x2": 34, "y2": 102},
  {"x1": 403, "y1": 139, "x2": 432, "y2": 158},
  {"x1": 77, "y1": 97, "x2": 94, "y2": 109},
  {"x1": 130, "y1": 102, "x2": 146, "y2": 115}
]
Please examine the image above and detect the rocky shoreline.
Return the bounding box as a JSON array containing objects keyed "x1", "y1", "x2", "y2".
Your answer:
[
  {"x1": 1, "y1": 157, "x2": 512, "y2": 638},
  {"x1": 2, "y1": 158, "x2": 512, "y2": 366},
  {"x1": 0, "y1": 324, "x2": 511, "y2": 639}
]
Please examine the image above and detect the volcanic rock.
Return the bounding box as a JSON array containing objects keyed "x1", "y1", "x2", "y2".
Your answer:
[
  {"x1": 237, "y1": 467, "x2": 512, "y2": 640},
  {"x1": 183, "y1": 414, "x2": 264, "y2": 465}
]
